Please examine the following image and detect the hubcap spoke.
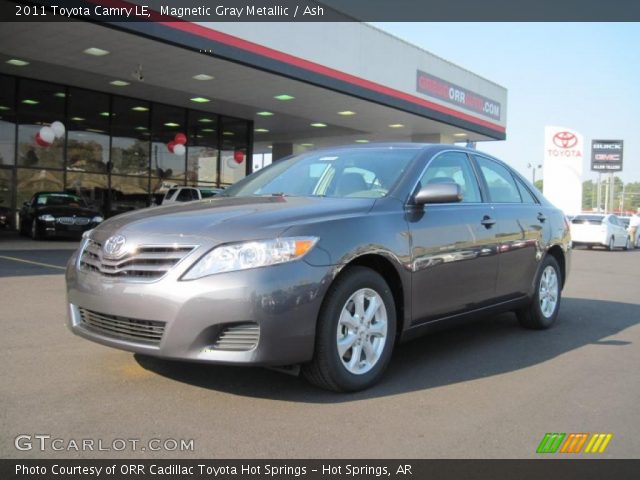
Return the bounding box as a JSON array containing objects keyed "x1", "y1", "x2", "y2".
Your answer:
[
  {"x1": 354, "y1": 291, "x2": 366, "y2": 319},
  {"x1": 339, "y1": 309, "x2": 358, "y2": 331},
  {"x1": 368, "y1": 321, "x2": 386, "y2": 337},
  {"x1": 337, "y1": 333, "x2": 357, "y2": 358},
  {"x1": 364, "y1": 296, "x2": 379, "y2": 324},
  {"x1": 362, "y1": 340, "x2": 378, "y2": 365},
  {"x1": 348, "y1": 343, "x2": 363, "y2": 370}
]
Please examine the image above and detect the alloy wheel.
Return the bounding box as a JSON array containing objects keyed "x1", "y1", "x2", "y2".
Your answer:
[{"x1": 336, "y1": 288, "x2": 388, "y2": 375}]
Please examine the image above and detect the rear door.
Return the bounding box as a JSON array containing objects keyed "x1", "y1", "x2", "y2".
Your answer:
[
  {"x1": 472, "y1": 155, "x2": 545, "y2": 301},
  {"x1": 409, "y1": 151, "x2": 500, "y2": 323}
]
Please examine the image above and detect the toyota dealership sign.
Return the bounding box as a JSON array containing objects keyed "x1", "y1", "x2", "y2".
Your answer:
[{"x1": 543, "y1": 126, "x2": 584, "y2": 215}]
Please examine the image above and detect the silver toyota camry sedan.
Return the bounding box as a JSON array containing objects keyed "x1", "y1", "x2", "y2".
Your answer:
[{"x1": 66, "y1": 144, "x2": 571, "y2": 391}]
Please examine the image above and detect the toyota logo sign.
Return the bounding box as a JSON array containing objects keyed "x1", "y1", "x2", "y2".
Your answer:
[
  {"x1": 553, "y1": 131, "x2": 578, "y2": 149},
  {"x1": 103, "y1": 234, "x2": 127, "y2": 258}
]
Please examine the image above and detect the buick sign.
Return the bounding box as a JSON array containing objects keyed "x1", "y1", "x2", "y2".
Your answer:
[{"x1": 591, "y1": 139, "x2": 624, "y2": 172}]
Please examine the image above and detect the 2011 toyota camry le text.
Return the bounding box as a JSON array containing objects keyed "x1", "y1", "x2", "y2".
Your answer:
[{"x1": 66, "y1": 144, "x2": 571, "y2": 392}]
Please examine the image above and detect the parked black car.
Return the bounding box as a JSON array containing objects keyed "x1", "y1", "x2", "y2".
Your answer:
[
  {"x1": 66, "y1": 144, "x2": 571, "y2": 391},
  {"x1": 19, "y1": 192, "x2": 103, "y2": 240}
]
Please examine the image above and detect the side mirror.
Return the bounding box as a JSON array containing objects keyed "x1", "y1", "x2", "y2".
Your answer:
[
  {"x1": 22, "y1": 201, "x2": 30, "y2": 208},
  {"x1": 414, "y1": 182, "x2": 462, "y2": 205}
]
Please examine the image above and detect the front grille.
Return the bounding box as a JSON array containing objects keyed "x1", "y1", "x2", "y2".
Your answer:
[
  {"x1": 79, "y1": 239, "x2": 195, "y2": 281},
  {"x1": 57, "y1": 216, "x2": 90, "y2": 226},
  {"x1": 79, "y1": 308, "x2": 165, "y2": 345},
  {"x1": 212, "y1": 323, "x2": 260, "y2": 351}
]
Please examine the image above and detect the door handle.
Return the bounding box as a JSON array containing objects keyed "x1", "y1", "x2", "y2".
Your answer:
[
  {"x1": 537, "y1": 213, "x2": 547, "y2": 223},
  {"x1": 481, "y1": 215, "x2": 496, "y2": 228}
]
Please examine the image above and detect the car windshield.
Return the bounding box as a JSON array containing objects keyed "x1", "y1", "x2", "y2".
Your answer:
[
  {"x1": 36, "y1": 193, "x2": 86, "y2": 207},
  {"x1": 199, "y1": 189, "x2": 221, "y2": 198},
  {"x1": 572, "y1": 215, "x2": 603, "y2": 225},
  {"x1": 223, "y1": 148, "x2": 419, "y2": 199}
]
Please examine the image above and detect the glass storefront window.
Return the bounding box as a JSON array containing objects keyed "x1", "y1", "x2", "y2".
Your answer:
[
  {"x1": 16, "y1": 168, "x2": 64, "y2": 207},
  {"x1": 3, "y1": 75, "x2": 253, "y2": 224},
  {"x1": 220, "y1": 116, "x2": 248, "y2": 186},
  {"x1": 110, "y1": 175, "x2": 149, "y2": 216},
  {"x1": 66, "y1": 88, "x2": 110, "y2": 173},
  {"x1": 187, "y1": 110, "x2": 218, "y2": 186},
  {"x1": 151, "y1": 104, "x2": 187, "y2": 184},
  {"x1": 111, "y1": 96, "x2": 150, "y2": 176},
  {"x1": 0, "y1": 75, "x2": 16, "y2": 166},
  {"x1": 17, "y1": 79, "x2": 65, "y2": 169},
  {"x1": 0, "y1": 168, "x2": 13, "y2": 224},
  {"x1": 65, "y1": 171, "x2": 109, "y2": 215}
]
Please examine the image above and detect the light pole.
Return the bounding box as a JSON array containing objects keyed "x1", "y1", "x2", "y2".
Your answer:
[{"x1": 527, "y1": 163, "x2": 542, "y2": 184}]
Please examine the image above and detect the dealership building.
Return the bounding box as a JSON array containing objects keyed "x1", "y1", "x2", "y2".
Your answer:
[{"x1": 0, "y1": 13, "x2": 507, "y2": 220}]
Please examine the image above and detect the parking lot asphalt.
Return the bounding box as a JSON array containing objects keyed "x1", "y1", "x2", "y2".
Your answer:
[{"x1": 1, "y1": 231, "x2": 639, "y2": 459}]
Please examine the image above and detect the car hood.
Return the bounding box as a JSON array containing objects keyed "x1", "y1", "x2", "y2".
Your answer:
[
  {"x1": 36, "y1": 205, "x2": 99, "y2": 217},
  {"x1": 90, "y1": 196, "x2": 375, "y2": 246}
]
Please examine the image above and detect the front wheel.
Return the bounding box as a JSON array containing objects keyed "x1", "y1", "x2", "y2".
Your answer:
[
  {"x1": 302, "y1": 266, "x2": 396, "y2": 392},
  {"x1": 30, "y1": 219, "x2": 42, "y2": 240},
  {"x1": 607, "y1": 236, "x2": 615, "y2": 251},
  {"x1": 517, "y1": 255, "x2": 562, "y2": 330},
  {"x1": 623, "y1": 237, "x2": 631, "y2": 251}
]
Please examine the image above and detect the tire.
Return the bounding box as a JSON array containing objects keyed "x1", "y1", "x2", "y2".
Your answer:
[
  {"x1": 30, "y1": 219, "x2": 41, "y2": 240},
  {"x1": 302, "y1": 266, "x2": 396, "y2": 392},
  {"x1": 516, "y1": 255, "x2": 562, "y2": 330},
  {"x1": 623, "y1": 237, "x2": 630, "y2": 251},
  {"x1": 607, "y1": 236, "x2": 615, "y2": 251}
]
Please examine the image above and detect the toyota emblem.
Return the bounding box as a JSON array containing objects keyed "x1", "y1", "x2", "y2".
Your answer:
[
  {"x1": 553, "y1": 131, "x2": 578, "y2": 149},
  {"x1": 103, "y1": 235, "x2": 127, "y2": 258}
]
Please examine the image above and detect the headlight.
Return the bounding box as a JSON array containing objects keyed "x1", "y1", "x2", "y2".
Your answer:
[
  {"x1": 182, "y1": 236, "x2": 319, "y2": 280},
  {"x1": 92, "y1": 216, "x2": 104, "y2": 223},
  {"x1": 38, "y1": 214, "x2": 55, "y2": 222}
]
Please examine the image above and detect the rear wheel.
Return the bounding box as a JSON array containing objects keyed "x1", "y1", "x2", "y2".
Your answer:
[
  {"x1": 623, "y1": 237, "x2": 631, "y2": 251},
  {"x1": 302, "y1": 266, "x2": 396, "y2": 392},
  {"x1": 607, "y1": 236, "x2": 615, "y2": 251},
  {"x1": 517, "y1": 255, "x2": 562, "y2": 330}
]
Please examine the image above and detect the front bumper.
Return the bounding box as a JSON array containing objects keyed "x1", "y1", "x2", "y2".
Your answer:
[
  {"x1": 66, "y1": 252, "x2": 332, "y2": 366},
  {"x1": 42, "y1": 222, "x2": 97, "y2": 237}
]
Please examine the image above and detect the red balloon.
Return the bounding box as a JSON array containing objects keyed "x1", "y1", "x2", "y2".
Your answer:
[
  {"x1": 35, "y1": 132, "x2": 51, "y2": 147},
  {"x1": 174, "y1": 133, "x2": 187, "y2": 145},
  {"x1": 167, "y1": 141, "x2": 176, "y2": 153},
  {"x1": 233, "y1": 150, "x2": 244, "y2": 164}
]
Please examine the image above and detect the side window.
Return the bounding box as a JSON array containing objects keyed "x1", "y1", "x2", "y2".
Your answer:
[
  {"x1": 418, "y1": 152, "x2": 482, "y2": 203},
  {"x1": 514, "y1": 176, "x2": 538, "y2": 204},
  {"x1": 176, "y1": 188, "x2": 193, "y2": 202},
  {"x1": 474, "y1": 156, "x2": 522, "y2": 203}
]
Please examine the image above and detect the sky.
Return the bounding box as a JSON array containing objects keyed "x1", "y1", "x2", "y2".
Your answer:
[{"x1": 371, "y1": 23, "x2": 640, "y2": 183}]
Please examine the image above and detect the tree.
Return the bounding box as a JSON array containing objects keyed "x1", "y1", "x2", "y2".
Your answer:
[{"x1": 534, "y1": 180, "x2": 543, "y2": 192}]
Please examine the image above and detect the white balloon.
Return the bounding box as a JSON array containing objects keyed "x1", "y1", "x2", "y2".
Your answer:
[
  {"x1": 51, "y1": 121, "x2": 65, "y2": 139},
  {"x1": 39, "y1": 126, "x2": 55, "y2": 144},
  {"x1": 227, "y1": 157, "x2": 240, "y2": 169},
  {"x1": 173, "y1": 143, "x2": 186, "y2": 156}
]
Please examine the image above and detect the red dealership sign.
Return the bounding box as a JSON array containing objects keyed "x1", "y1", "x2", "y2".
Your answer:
[{"x1": 416, "y1": 70, "x2": 502, "y2": 121}]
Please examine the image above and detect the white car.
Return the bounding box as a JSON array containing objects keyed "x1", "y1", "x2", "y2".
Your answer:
[
  {"x1": 161, "y1": 186, "x2": 223, "y2": 205},
  {"x1": 619, "y1": 216, "x2": 640, "y2": 248},
  {"x1": 570, "y1": 214, "x2": 631, "y2": 250}
]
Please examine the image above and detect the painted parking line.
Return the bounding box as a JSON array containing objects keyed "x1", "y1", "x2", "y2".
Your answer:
[{"x1": 0, "y1": 255, "x2": 66, "y2": 270}]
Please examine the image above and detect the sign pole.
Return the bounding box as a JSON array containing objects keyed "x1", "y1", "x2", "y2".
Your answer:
[
  {"x1": 609, "y1": 173, "x2": 615, "y2": 214},
  {"x1": 596, "y1": 173, "x2": 602, "y2": 212}
]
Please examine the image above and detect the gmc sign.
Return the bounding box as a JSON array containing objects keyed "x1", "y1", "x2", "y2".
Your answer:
[{"x1": 591, "y1": 139, "x2": 623, "y2": 171}]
